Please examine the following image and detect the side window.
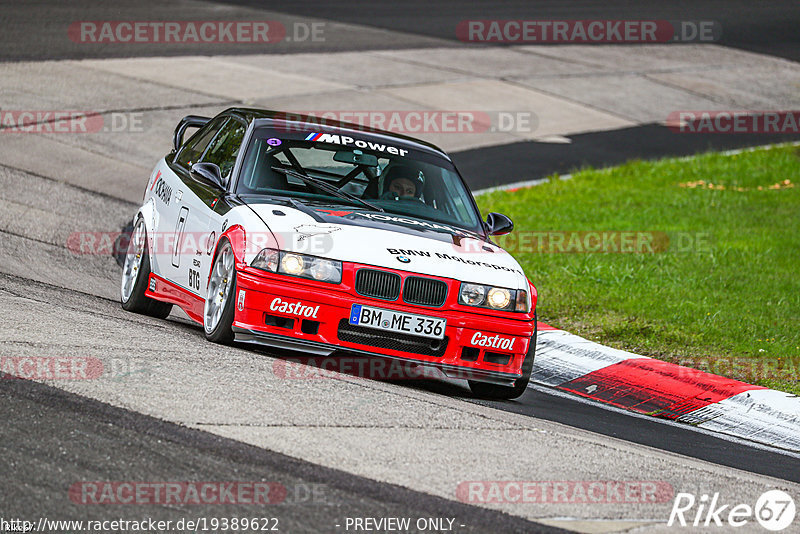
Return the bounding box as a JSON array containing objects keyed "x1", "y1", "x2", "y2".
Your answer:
[
  {"x1": 202, "y1": 119, "x2": 247, "y2": 182},
  {"x1": 174, "y1": 117, "x2": 228, "y2": 170}
]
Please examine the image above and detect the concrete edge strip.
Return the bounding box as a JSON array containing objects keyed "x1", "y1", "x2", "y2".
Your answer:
[{"x1": 531, "y1": 327, "x2": 800, "y2": 453}]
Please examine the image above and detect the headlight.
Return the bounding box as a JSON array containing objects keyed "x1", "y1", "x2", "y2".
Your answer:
[
  {"x1": 251, "y1": 248, "x2": 279, "y2": 272},
  {"x1": 459, "y1": 283, "x2": 485, "y2": 306},
  {"x1": 459, "y1": 283, "x2": 529, "y2": 313},
  {"x1": 281, "y1": 253, "x2": 305, "y2": 275},
  {"x1": 251, "y1": 248, "x2": 342, "y2": 284},
  {"x1": 487, "y1": 287, "x2": 511, "y2": 308}
]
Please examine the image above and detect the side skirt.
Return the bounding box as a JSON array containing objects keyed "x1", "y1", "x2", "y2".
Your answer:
[{"x1": 146, "y1": 274, "x2": 204, "y2": 324}]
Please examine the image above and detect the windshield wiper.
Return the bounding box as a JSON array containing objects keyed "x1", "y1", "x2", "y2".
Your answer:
[{"x1": 272, "y1": 166, "x2": 384, "y2": 212}]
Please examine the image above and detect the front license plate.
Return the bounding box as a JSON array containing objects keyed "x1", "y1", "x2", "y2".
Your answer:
[{"x1": 349, "y1": 304, "x2": 446, "y2": 340}]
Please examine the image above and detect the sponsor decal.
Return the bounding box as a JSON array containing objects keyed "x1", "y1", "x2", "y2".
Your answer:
[
  {"x1": 206, "y1": 232, "x2": 216, "y2": 255},
  {"x1": 304, "y1": 132, "x2": 409, "y2": 156},
  {"x1": 149, "y1": 170, "x2": 161, "y2": 192},
  {"x1": 386, "y1": 247, "x2": 522, "y2": 274},
  {"x1": 149, "y1": 278, "x2": 156, "y2": 291},
  {"x1": 314, "y1": 209, "x2": 353, "y2": 217},
  {"x1": 153, "y1": 177, "x2": 172, "y2": 205},
  {"x1": 358, "y1": 213, "x2": 472, "y2": 237},
  {"x1": 293, "y1": 224, "x2": 340, "y2": 241},
  {"x1": 188, "y1": 268, "x2": 200, "y2": 291},
  {"x1": 270, "y1": 297, "x2": 319, "y2": 318},
  {"x1": 387, "y1": 248, "x2": 430, "y2": 257},
  {"x1": 237, "y1": 290, "x2": 245, "y2": 311},
  {"x1": 470, "y1": 332, "x2": 515, "y2": 351},
  {"x1": 266, "y1": 137, "x2": 282, "y2": 146}
]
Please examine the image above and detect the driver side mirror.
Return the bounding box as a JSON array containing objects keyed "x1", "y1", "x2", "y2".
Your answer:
[
  {"x1": 486, "y1": 212, "x2": 514, "y2": 236},
  {"x1": 191, "y1": 162, "x2": 226, "y2": 190}
]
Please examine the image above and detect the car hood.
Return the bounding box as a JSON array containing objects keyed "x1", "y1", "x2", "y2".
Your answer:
[{"x1": 241, "y1": 199, "x2": 528, "y2": 289}]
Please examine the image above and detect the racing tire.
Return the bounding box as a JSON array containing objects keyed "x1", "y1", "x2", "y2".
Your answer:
[
  {"x1": 204, "y1": 239, "x2": 236, "y2": 345},
  {"x1": 468, "y1": 314, "x2": 537, "y2": 400},
  {"x1": 120, "y1": 217, "x2": 173, "y2": 319}
]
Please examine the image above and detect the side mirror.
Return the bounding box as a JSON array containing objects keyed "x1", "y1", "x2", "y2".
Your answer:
[
  {"x1": 191, "y1": 162, "x2": 225, "y2": 190},
  {"x1": 486, "y1": 212, "x2": 514, "y2": 236}
]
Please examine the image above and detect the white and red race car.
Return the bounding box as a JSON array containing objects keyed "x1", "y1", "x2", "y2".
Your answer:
[{"x1": 121, "y1": 108, "x2": 537, "y2": 399}]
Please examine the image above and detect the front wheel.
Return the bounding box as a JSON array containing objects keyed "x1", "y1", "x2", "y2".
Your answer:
[
  {"x1": 204, "y1": 240, "x2": 236, "y2": 344},
  {"x1": 468, "y1": 315, "x2": 537, "y2": 400},
  {"x1": 120, "y1": 217, "x2": 172, "y2": 319}
]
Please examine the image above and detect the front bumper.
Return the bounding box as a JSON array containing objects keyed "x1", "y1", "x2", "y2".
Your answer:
[{"x1": 233, "y1": 266, "x2": 535, "y2": 385}]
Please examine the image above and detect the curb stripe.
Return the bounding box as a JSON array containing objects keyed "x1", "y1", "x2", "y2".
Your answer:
[
  {"x1": 531, "y1": 325, "x2": 799, "y2": 451},
  {"x1": 532, "y1": 329, "x2": 645, "y2": 387},
  {"x1": 557, "y1": 358, "x2": 764, "y2": 419}
]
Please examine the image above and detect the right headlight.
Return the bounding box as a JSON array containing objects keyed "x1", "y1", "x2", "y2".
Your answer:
[
  {"x1": 251, "y1": 248, "x2": 342, "y2": 284},
  {"x1": 458, "y1": 283, "x2": 528, "y2": 312}
]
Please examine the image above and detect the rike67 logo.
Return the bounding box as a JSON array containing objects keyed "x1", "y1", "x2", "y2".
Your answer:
[{"x1": 668, "y1": 490, "x2": 796, "y2": 531}]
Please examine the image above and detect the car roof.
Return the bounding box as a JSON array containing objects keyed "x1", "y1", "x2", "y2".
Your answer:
[{"x1": 222, "y1": 107, "x2": 452, "y2": 161}]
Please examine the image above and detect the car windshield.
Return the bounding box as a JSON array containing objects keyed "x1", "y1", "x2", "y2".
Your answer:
[{"x1": 236, "y1": 127, "x2": 484, "y2": 234}]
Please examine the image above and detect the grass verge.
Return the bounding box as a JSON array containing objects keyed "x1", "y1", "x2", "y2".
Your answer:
[{"x1": 477, "y1": 144, "x2": 800, "y2": 395}]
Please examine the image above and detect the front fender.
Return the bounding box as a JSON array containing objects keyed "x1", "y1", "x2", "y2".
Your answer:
[
  {"x1": 527, "y1": 277, "x2": 538, "y2": 315},
  {"x1": 215, "y1": 225, "x2": 248, "y2": 273},
  {"x1": 136, "y1": 199, "x2": 158, "y2": 269}
]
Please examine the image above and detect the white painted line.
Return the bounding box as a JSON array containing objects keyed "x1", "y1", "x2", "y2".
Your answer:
[{"x1": 680, "y1": 389, "x2": 800, "y2": 452}]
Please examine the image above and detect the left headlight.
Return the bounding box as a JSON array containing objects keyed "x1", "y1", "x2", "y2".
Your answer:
[
  {"x1": 251, "y1": 248, "x2": 342, "y2": 284},
  {"x1": 459, "y1": 282, "x2": 529, "y2": 313}
]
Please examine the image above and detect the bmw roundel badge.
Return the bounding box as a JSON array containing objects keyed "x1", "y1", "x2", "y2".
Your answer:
[{"x1": 397, "y1": 256, "x2": 411, "y2": 263}]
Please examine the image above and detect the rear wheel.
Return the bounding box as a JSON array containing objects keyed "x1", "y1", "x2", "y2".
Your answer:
[
  {"x1": 468, "y1": 315, "x2": 537, "y2": 400},
  {"x1": 204, "y1": 240, "x2": 236, "y2": 344},
  {"x1": 120, "y1": 217, "x2": 172, "y2": 319}
]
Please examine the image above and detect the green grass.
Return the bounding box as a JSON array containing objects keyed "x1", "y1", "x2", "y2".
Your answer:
[{"x1": 477, "y1": 144, "x2": 800, "y2": 395}]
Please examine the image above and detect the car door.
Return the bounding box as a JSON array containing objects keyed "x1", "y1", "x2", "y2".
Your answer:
[
  {"x1": 163, "y1": 116, "x2": 227, "y2": 292},
  {"x1": 170, "y1": 116, "x2": 247, "y2": 297}
]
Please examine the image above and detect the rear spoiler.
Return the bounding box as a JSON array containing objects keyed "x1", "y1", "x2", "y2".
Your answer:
[{"x1": 173, "y1": 115, "x2": 211, "y2": 151}]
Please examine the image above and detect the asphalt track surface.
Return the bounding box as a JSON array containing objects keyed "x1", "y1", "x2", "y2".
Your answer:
[
  {"x1": 0, "y1": 375, "x2": 563, "y2": 533},
  {"x1": 452, "y1": 125, "x2": 800, "y2": 191},
  {"x1": 3, "y1": 0, "x2": 798, "y2": 62},
  {"x1": 2, "y1": 1, "x2": 799, "y2": 532}
]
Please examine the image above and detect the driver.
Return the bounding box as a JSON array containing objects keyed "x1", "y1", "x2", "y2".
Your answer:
[{"x1": 381, "y1": 165, "x2": 424, "y2": 200}]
